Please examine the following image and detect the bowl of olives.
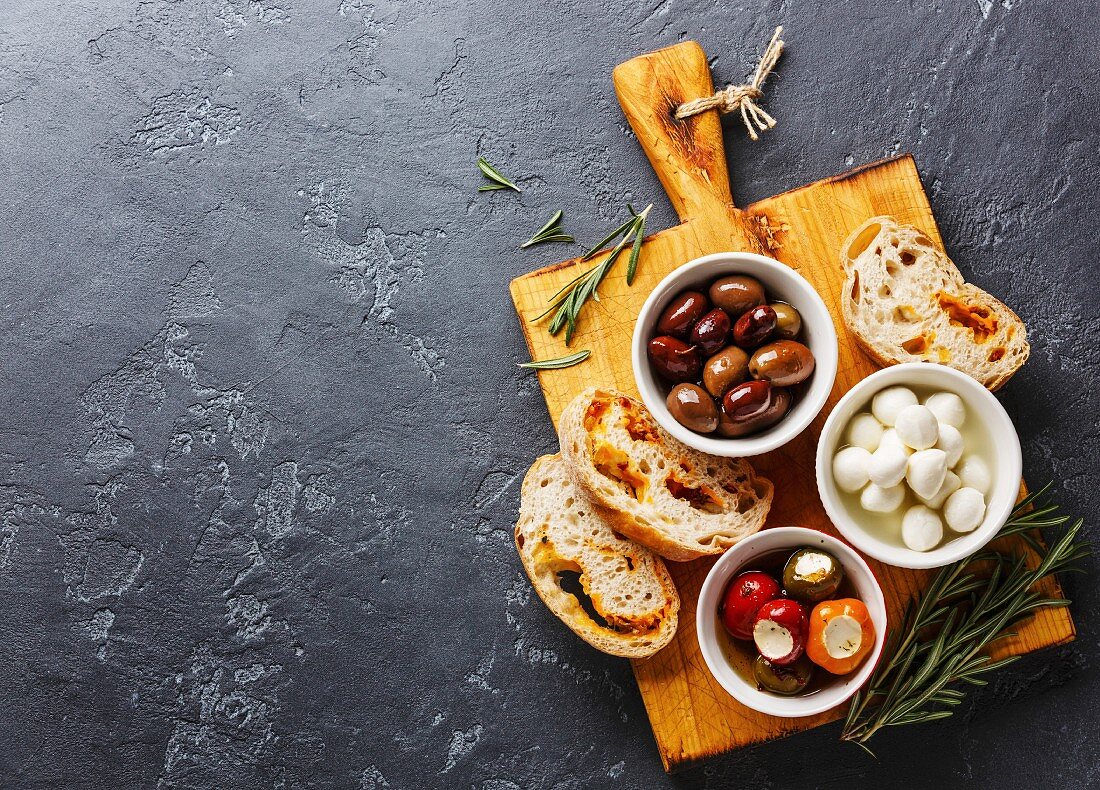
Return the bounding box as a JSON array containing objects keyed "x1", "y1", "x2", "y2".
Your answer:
[
  {"x1": 696, "y1": 527, "x2": 888, "y2": 718},
  {"x1": 632, "y1": 252, "x2": 838, "y2": 457}
]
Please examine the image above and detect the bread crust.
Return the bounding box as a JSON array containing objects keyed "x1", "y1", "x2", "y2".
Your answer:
[
  {"x1": 559, "y1": 388, "x2": 773, "y2": 562},
  {"x1": 839, "y1": 216, "x2": 1029, "y2": 391},
  {"x1": 515, "y1": 454, "x2": 680, "y2": 658}
]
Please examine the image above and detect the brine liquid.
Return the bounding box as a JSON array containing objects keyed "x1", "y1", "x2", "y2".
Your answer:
[
  {"x1": 835, "y1": 385, "x2": 997, "y2": 551},
  {"x1": 717, "y1": 548, "x2": 856, "y2": 697}
]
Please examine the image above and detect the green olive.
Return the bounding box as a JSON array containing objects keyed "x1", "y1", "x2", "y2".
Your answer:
[
  {"x1": 782, "y1": 548, "x2": 843, "y2": 602},
  {"x1": 753, "y1": 654, "x2": 814, "y2": 695},
  {"x1": 770, "y1": 302, "x2": 803, "y2": 340}
]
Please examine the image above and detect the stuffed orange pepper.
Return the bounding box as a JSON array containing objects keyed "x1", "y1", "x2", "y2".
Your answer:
[{"x1": 806, "y1": 598, "x2": 875, "y2": 675}]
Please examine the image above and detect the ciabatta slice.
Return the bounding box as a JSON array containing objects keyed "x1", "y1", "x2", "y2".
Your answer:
[
  {"x1": 515, "y1": 454, "x2": 679, "y2": 658},
  {"x1": 559, "y1": 388, "x2": 773, "y2": 562},
  {"x1": 840, "y1": 216, "x2": 1029, "y2": 390}
]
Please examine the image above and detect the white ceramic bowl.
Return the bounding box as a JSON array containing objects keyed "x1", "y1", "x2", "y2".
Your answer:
[
  {"x1": 815, "y1": 363, "x2": 1023, "y2": 569},
  {"x1": 696, "y1": 526, "x2": 887, "y2": 718},
  {"x1": 632, "y1": 252, "x2": 838, "y2": 457}
]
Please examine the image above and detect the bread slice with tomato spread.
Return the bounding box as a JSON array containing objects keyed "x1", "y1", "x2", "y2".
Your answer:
[
  {"x1": 515, "y1": 454, "x2": 680, "y2": 657},
  {"x1": 840, "y1": 216, "x2": 1029, "y2": 390},
  {"x1": 559, "y1": 387, "x2": 773, "y2": 562}
]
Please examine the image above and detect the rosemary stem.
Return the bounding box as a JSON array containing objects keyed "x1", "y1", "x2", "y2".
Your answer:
[{"x1": 841, "y1": 488, "x2": 1086, "y2": 748}]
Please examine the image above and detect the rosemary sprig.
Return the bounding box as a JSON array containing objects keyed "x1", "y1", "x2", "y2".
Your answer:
[
  {"x1": 841, "y1": 484, "x2": 1088, "y2": 753},
  {"x1": 517, "y1": 350, "x2": 591, "y2": 369},
  {"x1": 477, "y1": 157, "x2": 520, "y2": 192},
  {"x1": 532, "y1": 204, "x2": 652, "y2": 345},
  {"x1": 626, "y1": 203, "x2": 647, "y2": 285},
  {"x1": 521, "y1": 211, "x2": 574, "y2": 248}
]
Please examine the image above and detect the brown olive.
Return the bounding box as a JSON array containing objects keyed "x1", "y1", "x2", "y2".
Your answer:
[
  {"x1": 717, "y1": 387, "x2": 791, "y2": 437},
  {"x1": 749, "y1": 340, "x2": 816, "y2": 386},
  {"x1": 702, "y1": 346, "x2": 749, "y2": 398},
  {"x1": 657, "y1": 290, "x2": 709, "y2": 339},
  {"x1": 770, "y1": 302, "x2": 802, "y2": 340},
  {"x1": 647, "y1": 335, "x2": 702, "y2": 382},
  {"x1": 666, "y1": 383, "x2": 719, "y2": 434},
  {"x1": 733, "y1": 305, "x2": 778, "y2": 348},
  {"x1": 709, "y1": 275, "x2": 765, "y2": 316},
  {"x1": 690, "y1": 308, "x2": 731, "y2": 356}
]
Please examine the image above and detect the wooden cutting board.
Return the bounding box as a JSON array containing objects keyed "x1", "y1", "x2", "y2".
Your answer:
[{"x1": 508, "y1": 41, "x2": 1075, "y2": 771}]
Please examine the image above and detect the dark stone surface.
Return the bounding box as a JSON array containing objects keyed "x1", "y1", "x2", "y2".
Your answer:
[{"x1": 0, "y1": 0, "x2": 1097, "y2": 787}]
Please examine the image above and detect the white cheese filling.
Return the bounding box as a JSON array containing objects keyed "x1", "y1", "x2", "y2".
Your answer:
[
  {"x1": 794, "y1": 551, "x2": 831, "y2": 583},
  {"x1": 823, "y1": 614, "x2": 863, "y2": 659},
  {"x1": 753, "y1": 619, "x2": 794, "y2": 660}
]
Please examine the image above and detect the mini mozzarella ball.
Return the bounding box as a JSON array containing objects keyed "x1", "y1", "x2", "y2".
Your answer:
[
  {"x1": 925, "y1": 392, "x2": 966, "y2": 428},
  {"x1": 878, "y1": 428, "x2": 912, "y2": 455},
  {"x1": 935, "y1": 424, "x2": 964, "y2": 468},
  {"x1": 956, "y1": 455, "x2": 992, "y2": 495},
  {"x1": 861, "y1": 482, "x2": 905, "y2": 513},
  {"x1": 833, "y1": 446, "x2": 872, "y2": 493},
  {"x1": 847, "y1": 413, "x2": 885, "y2": 452},
  {"x1": 894, "y1": 405, "x2": 939, "y2": 450},
  {"x1": 902, "y1": 505, "x2": 944, "y2": 552},
  {"x1": 918, "y1": 471, "x2": 961, "y2": 510},
  {"x1": 906, "y1": 449, "x2": 948, "y2": 500},
  {"x1": 944, "y1": 487, "x2": 986, "y2": 533},
  {"x1": 868, "y1": 444, "x2": 908, "y2": 488},
  {"x1": 871, "y1": 386, "x2": 918, "y2": 426}
]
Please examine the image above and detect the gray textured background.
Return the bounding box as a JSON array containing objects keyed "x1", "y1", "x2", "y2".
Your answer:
[{"x1": 0, "y1": 0, "x2": 1097, "y2": 787}]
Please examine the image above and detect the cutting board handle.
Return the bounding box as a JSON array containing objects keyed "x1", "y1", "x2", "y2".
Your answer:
[{"x1": 613, "y1": 41, "x2": 738, "y2": 226}]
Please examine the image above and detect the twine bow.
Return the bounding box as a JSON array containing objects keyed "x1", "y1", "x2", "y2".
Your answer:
[{"x1": 674, "y1": 26, "x2": 785, "y2": 141}]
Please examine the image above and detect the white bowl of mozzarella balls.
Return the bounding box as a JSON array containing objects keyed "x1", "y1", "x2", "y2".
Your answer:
[{"x1": 815, "y1": 363, "x2": 1022, "y2": 569}]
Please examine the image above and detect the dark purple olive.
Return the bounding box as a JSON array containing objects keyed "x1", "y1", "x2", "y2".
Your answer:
[
  {"x1": 733, "y1": 305, "x2": 778, "y2": 348},
  {"x1": 657, "y1": 291, "x2": 709, "y2": 339},
  {"x1": 690, "y1": 308, "x2": 731, "y2": 356},
  {"x1": 709, "y1": 275, "x2": 765, "y2": 317},
  {"x1": 722, "y1": 379, "x2": 773, "y2": 421},
  {"x1": 749, "y1": 340, "x2": 816, "y2": 386},
  {"x1": 647, "y1": 335, "x2": 702, "y2": 383},
  {"x1": 666, "y1": 383, "x2": 719, "y2": 434},
  {"x1": 717, "y1": 387, "x2": 791, "y2": 437}
]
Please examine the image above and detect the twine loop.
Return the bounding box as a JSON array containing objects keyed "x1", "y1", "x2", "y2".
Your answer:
[{"x1": 675, "y1": 26, "x2": 785, "y2": 141}]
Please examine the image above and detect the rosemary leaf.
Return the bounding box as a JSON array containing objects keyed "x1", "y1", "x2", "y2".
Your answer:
[
  {"x1": 581, "y1": 214, "x2": 642, "y2": 261},
  {"x1": 477, "y1": 157, "x2": 521, "y2": 192},
  {"x1": 531, "y1": 234, "x2": 574, "y2": 245},
  {"x1": 521, "y1": 211, "x2": 575, "y2": 248},
  {"x1": 841, "y1": 487, "x2": 1088, "y2": 748},
  {"x1": 517, "y1": 350, "x2": 591, "y2": 369},
  {"x1": 626, "y1": 204, "x2": 651, "y2": 284}
]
